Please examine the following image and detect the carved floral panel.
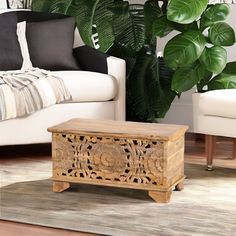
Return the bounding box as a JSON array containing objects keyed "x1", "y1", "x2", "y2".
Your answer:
[{"x1": 52, "y1": 133, "x2": 166, "y2": 186}]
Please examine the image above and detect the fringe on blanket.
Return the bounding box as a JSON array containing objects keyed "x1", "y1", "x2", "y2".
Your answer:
[{"x1": 0, "y1": 68, "x2": 71, "y2": 121}]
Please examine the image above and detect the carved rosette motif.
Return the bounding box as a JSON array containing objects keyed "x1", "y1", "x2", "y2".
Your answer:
[{"x1": 52, "y1": 133, "x2": 165, "y2": 186}]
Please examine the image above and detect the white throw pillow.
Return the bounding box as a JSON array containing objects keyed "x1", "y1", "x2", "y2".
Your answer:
[{"x1": 17, "y1": 21, "x2": 33, "y2": 70}]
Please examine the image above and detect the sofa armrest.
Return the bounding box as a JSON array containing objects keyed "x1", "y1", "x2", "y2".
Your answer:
[
  {"x1": 73, "y1": 45, "x2": 126, "y2": 121},
  {"x1": 107, "y1": 56, "x2": 126, "y2": 121}
]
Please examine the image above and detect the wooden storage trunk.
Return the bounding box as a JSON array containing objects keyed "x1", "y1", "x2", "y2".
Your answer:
[{"x1": 48, "y1": 119, "x2": 188, "y2": 203}]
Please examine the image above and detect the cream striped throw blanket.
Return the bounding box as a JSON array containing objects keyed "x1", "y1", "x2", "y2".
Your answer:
[{"x1": 0, "y1": 68, "x2": 71, "y2": 121}]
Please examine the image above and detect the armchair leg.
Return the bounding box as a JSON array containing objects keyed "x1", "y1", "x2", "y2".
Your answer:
[
  {"x1": 205, "y1": 135, "x2": 217, "y2": 171},
  {"x1": 233, "y1": 138, "x2": 236, "y2": 160}
]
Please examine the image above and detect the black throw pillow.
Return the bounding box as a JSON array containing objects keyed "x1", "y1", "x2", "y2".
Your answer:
[
  {"x1": 0, "y1": 13, "x2": 23, "y2": 70},
  {"x1": 26, "y1": 17, "x2": 80, "y2": 71}
]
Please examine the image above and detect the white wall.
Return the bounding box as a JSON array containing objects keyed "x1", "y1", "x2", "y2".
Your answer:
[{"x1": 225, "y1": 4, "x2": 236, "y2": 62}]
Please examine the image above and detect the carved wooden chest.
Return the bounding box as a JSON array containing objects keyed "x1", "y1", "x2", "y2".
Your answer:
[{"x1": 48, "y1": 119, "x2": 188, "y2": 203}]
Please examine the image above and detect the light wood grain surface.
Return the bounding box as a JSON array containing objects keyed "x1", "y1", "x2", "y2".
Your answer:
[{"x1": 48, "y1": 119, "x2": 188, "y2": 141}]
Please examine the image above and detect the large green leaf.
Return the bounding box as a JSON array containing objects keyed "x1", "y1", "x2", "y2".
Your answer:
[
  {"x1": 208, "y1": 62, "x2": 236, "y2": 90},
  {"x1": 157, "y1": 89, "x2": 176, "y2": 118},
  {"x1": 200, "y1": 3, "x2": 230, "y2": 30},
  {"x1": 128, "y1": 50, "x2": 160, "y2": 121},
  {"x1": 209, "y1": 22, "x2": 235, "y2": 46},
  {"x1": 108, "y1": 1, "x2": 129, "y2": 43},
  {"x1": 158, "y1": 57, "x2": 176, "y2": 118},
  {"x1": 222, "y1": 61, "x2": 236, "y2": 74},
  {"x1": 128, "y1": 51, "x2": 175, "y2": 121},
  {"x1": 164, "y1": 30, "x2": 206, "y2": 69},
  {"x1": 204, "y1": 3, "x2": 230, "y2": 21},
  {"x1": 70, "y1": 0, "x2": 98, "y2": 48},
  {"x1": 172, "y1": 21, "x2": 198, "y2": 33},
  {"x1": 107, "y1": 42, "x2": 137, "y2": 76},
  {"x1": 171, "y1": 62, "x2": 206, "y2": 93},
  {"x1": 208, "y1": 74, "x2": 236, "y2": 90},
  {"x1": 110, "y1": 2, "x2": 145, "y2": 52},
  {"x1": 152, "y1": 15, "x2": 174, "y2": 38},
  {"x1": 92, "y1": 0, "x2": 115, "y2": 52},
  {"x1": 31, "y1": 0, "x2": 52, "y2": 11},
  {"x1": 71, "y1": 0, "x2": 115, "y2": 52},
  {"x1": 167, "y1": 0, "x2": 208, "y2": 24},
  {"x1": 199, "y1": 46, "x2": 227, "y2": 74},
  {"x1": 144, "y1": 0, "x2": 162, "y2": 43},
  {"x1": 197, "y1": 70, "x2": 213, "y2": 92},
  {"x1": 46, "y1": 0, "x2": 74, "y2": 14}
]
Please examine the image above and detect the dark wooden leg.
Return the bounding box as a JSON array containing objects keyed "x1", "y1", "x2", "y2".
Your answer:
[
  {"x1": 205, "y1": 135, "x2": 217, "y2": 171},
  {"x1": 148, "y1": 190, "x2": 172, "y2": 203},
  {"x1": 233, "y1": 138, "x2": 236, "y2": 160},
  {"x1": 194, "y1": 133, "x2": 205, "y2": 142},
  {"x1": 53, "y1": 181, "x2": 70, "y2": 193},
  {"x1": 175, "y1": 180, "x2": 184, "y2": 191}
]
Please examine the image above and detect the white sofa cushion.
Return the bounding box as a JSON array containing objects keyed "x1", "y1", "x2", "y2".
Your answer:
[
  {"x1": 51, "y1": 71, "x2": 118, "y2": 102},
  {"x1": 199, "y1": 89, "x2": 236, "y2": 119}
]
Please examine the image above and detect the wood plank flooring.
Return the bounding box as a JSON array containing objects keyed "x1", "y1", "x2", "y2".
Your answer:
[
  {"x1": 0, "y1": 133, "x2": 235, "y2": 236},
  {"x1": 185, "y1": 134, "x2": 236, "y2": 169},
  {"x1": 0, "y1": 220, "x2": 99, "y2": 236}
]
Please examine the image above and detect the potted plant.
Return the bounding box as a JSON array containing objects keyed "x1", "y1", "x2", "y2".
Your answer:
[
  {"x1": 31, "y1": 0, "x2": 236, "y2": 121},
  {"x1": 157, "y1": 0, "x2": 236, "y2": 94}
]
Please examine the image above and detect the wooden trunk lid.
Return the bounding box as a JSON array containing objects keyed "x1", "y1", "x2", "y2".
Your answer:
[{"x1": 48, "y1": 119, "x2": 188, "y2": 141}]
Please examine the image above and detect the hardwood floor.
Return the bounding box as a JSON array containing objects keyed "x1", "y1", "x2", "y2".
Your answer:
[
  {"x1": 0, "y1": 133, "x2": 235, "y2": 236},
  {"x1": 185, "y1": 134, "x2": 236, "y2": 169},
  {"x1": 0, "y1": 220, "x2": 99, "y2": 236}
]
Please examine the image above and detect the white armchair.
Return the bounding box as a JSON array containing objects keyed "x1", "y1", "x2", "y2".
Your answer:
[{"x1": 192, "y1": 90, "x2": 236, "y2": 170}]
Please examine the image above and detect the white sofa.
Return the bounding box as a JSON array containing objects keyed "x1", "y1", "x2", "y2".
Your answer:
[{"x1": 0, "y1": 11, "x2": 126, "y2": 146}]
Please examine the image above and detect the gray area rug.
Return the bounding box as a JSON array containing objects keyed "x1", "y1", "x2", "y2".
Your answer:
[{"x1": 1, "y1": 163, "x2": 236, "y2": 236}]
